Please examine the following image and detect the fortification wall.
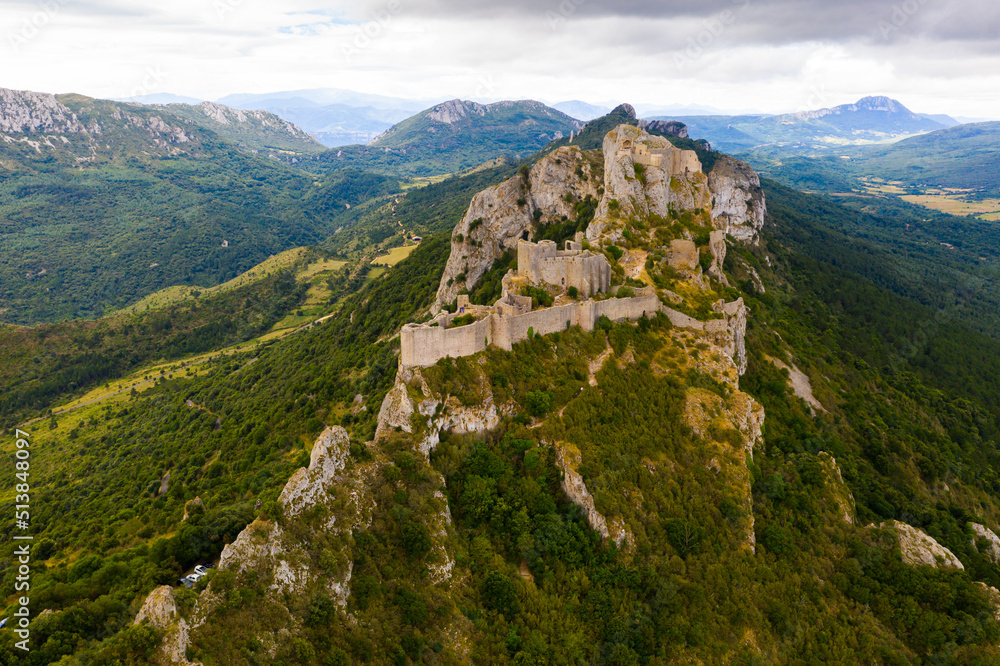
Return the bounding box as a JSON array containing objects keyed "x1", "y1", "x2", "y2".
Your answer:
[
  {"x1": 593, "y1": 294, "x2": 661, "y2": 323},
  {"x1": 504, "y1": 303, "x2": 582, "y2": 348},
  {"x1": 400, "y1": 316, "x2": 492, "y2": 367},
  {"x1": 400, "y1": 293, "x2": 745, "y2": 370}
]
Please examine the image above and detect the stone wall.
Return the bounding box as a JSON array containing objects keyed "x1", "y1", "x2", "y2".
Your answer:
[
  {"x1": 400, "y1": 316, "x2": 493, "y2": 367},
  {"x1": 517, "y1": 239, "x2": 611, "y2": 298},
  {"x1": 402, "y1": 292, "x2": 667, "y2": 367}
]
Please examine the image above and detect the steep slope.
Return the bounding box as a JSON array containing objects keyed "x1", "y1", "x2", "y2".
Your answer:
[
  {"x1": 12, "y1": 109, "x2": 1000, "y2": 665},
  {"x1": 309, "y1": 99, "x2": 583, "y2": 178},
  {"x1": 157, "y1": 101, "x2": 325, "y2": 155},
  {"x1": 0, "y1": 88, "x2": 370, "y2": 324}
]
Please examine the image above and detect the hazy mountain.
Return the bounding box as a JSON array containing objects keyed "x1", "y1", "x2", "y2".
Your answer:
[
  {"x1": 658, "y1": 96, "x2": 951, "y2": 155},
  {"x1": 157, "y1": 101, "x2": 326, "y2": 154},
  {"x1": 216, "y1": 88, "x2": 445, "y2": 147},
  {"x1": 551, "y1": 100, "x2": 611, "y2": 120},
  {"x1": 118, "y1": 92, "x2": 205, "y2": 105}
]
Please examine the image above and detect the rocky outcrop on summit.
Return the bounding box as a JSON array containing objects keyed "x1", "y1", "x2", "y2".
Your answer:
[
  {"x1": 588, "y1": 125, "x2": 709, "y2": 243},
  {"x1": 435, "y1": 145, "x2": 601, "y2": 308},
  {"x1": 639, "y1": 119, "x2": 689, "y2": 139},
  {"x1": 708, "y1": 154, "x2": 766, "y2": 244},
  {"x1": 0, "y1": 88, "x2": 86, "y2": 134}
]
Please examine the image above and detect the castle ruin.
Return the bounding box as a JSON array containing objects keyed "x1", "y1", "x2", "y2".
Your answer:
[
  {"x1": 516, "y1": 239, "x2": 611, "y2": 298},
  {"x1": 400, "y1": 238, "x2": 747, "y2": 370}
]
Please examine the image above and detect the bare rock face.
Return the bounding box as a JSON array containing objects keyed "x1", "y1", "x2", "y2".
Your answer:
[
  {"x1": 708, "y1": 230, "x2": 729, "y2": 285},
  {"x1": 555, "y1": 442, "x2": 630, "y2": 549},
  {"x1": 279, "y1": 426, "x2": 351, "y2": 517},
  {"x1": 435, "y1": 145, "x2": 600, "y2": 309},
  {"x1": 133, "y1": 586, "x2": 200, "y2": 665},
  {"x1": 971, "y1": 523, "x2": 1000, "y2": 563},
  {"x1": 668, "y1": 239, "x2": 700, "y2": 272},
  {"x1": 885, "y1": 520, "x2": 964, "y2": 569},
  {"x1": 708, "y1": 154, "x2": 766, "y2": 244},
  {"x1": 818, "y1": 452, "x2": 856, "y2": 524},
  {"x1": 0, "y1": 88, "x2": 85, "y2": 133},
  {"x1": 588, "y1": 125, "x2": 709, "y2": 243},
  {"x1": 377, "y1": 366, "x2": 514, "y2": 457},
  {"x1": 639, "y1": 119, "x2": 689, "y2": 139}
]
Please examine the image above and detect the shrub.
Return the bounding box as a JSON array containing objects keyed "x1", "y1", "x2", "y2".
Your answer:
[
  {"x1": 483, "y1": 571, "x2": 519, "y2": 616},
  {"x1": 606, "y1": 245, "x2": 624, "y2": 261},
  {"x1": 567, "y1": 286, "x2": 579, "y2": 299},
  {"x1": 525, "y1": 390, "x2": 552, "y2": 417},
  {"x1": 616, "y1": 286, "x2": 634, "y2": 298}
]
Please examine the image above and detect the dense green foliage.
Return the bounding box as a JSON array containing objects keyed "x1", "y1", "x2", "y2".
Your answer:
[
  {"x1": 0, "y1": 269, "x2": 307, "y2": 428},
  {"x1": 0, "y1": 237, "x2": 451, "y2": 664}
]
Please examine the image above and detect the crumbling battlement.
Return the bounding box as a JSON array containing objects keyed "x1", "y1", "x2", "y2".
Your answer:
[
  {"x1": 517, "y1": 239, "x2": 611, "y2": 298},
  {"x1": 400, "y1": 290, "x2": 662, "y2": 367}
]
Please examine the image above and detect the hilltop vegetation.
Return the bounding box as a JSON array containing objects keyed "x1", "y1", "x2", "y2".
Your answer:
[{"x1": 5, "y1": 103, "x2": 1000, "y2": 664}]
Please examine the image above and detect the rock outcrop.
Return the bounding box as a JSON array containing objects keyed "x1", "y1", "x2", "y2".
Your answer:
[
  {"x1": 708, "y1": 154, "x2": 766, "y2": 244},
  {"x1": 279, "y1": 426, "x2": 351, "y2": 517},
  {"x1": 767, "y1": 355, "x2": 826, "y2": 414},
  {"x1": 133, "y1": 585, "x2": 199, "y2": 665},
  {"x1": 555, "y1": 442, "x2": 631, "y2": 549},
  {"x1": 818, "y1": 452, "x2": 856, "y2": 524},
  {"x1": 0, "y1": 88, "x2": 86, "y2": 134},
  {"x1": 377, "y1": 365, "x2": 514, "y2": 458},
  {"x1": 435, "y1": 145, "x2": 601, "y2": 309},
  {"x1": 638, "y1": 119, "x2": 689, "y2": 139},
  {"x1": 885, "y1": 520, "x2": 964, "y2": 569},
  {"x1": 588, "y1": 125, "x2": 709, "y2": 243},
  {"x1": 971, "y1": 523, "x2": 1000, "y2": 563},
  {"x1": 216, "y1": 426, "x2": 364, "y2": 603}
]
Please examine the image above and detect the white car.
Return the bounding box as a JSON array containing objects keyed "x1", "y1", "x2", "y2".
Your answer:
[
  {"x1": 185, "y1": 573, "x2": 201, "y2": 584},
  {"x1": 194, "y1": 565, "x2": 208, "y2": 576}
]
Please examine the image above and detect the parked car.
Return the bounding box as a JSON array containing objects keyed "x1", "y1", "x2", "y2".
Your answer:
[
  {"x1": 185, "y1": 573, "x2": 201, "y2": 584},
  {"x1": 178, "y1": 577, "x2": 193, "y2": 588},
  {"x1": 194, "y1": 565, "x2": 208, "y2": 576}
]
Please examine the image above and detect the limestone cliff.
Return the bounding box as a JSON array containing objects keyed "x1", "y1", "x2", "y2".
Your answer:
[
  {"x1": 708, "y1": 154, "x2": 766, "y2": 244},
  {"x1": 133, "y1": 585, "x2": 200, "y2": 665},
  {"x1": 435, "y1": 145, "x2": 602, "y2": 308},
  {"x1": 587, "y1": 124, "x2": 709, "y2": 243},
  {"x1": 885, "y1": 520, "x2": 964, "y2": 570},
  {"x1": 0, "y1": 88, "x2": 85, "y2": 134},
  {"x1": 377, "y1": 364, "x2": 516, "y2": 457}
]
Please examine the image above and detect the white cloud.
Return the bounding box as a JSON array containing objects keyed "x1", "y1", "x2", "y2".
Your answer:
[{"x1": 0, "y1": 0, "x2": 996, "y2": 117}]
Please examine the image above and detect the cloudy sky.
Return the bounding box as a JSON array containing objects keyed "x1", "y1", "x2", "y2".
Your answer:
[{"x1": 2, "y1": 0, "x2": 998, "y2": 117}]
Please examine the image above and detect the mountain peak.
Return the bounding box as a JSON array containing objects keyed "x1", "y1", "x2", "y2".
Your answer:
[
  {"x1": 849, "y1": 96, "x2": 912, "y2": 114},
  {"x1": 610, "y1": 103, "x2": 637, "y2": 120}
]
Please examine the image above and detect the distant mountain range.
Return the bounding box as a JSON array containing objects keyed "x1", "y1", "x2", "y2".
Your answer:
[
  {"x1": 661, "y1": 96, "x2": 960, "y2": 155},
  {"x1": 308, "y1": 99, "x2": 583, "y2": 178}
]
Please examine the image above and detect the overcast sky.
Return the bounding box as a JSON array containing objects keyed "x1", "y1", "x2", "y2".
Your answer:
[{"x1": 2, "y1": 0, "x2": 998, "y2": 117}]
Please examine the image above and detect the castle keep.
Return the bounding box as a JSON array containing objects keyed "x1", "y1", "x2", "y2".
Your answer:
[{"x1": 516, "y1": 239, "x2": 611, "y2": 298}]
